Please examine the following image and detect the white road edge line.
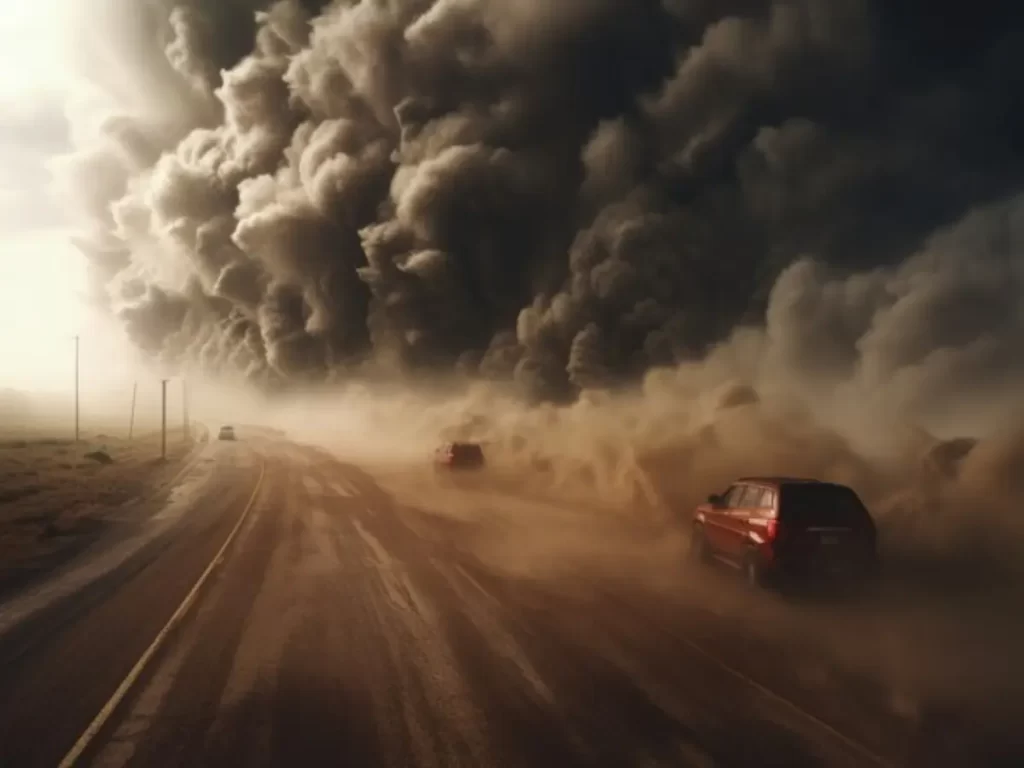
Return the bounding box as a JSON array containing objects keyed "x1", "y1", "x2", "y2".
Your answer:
[
  {"x1": 58, "y1": 459, "x2": 267, "y2": 768},
  {"x1": 677, "y1": 632, "x2": 895, "y2": 767}
]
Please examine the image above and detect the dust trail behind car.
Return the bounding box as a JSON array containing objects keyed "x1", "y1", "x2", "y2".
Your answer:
[{"x1": 185, "y1": 376, "x2": 1024, "y2": 764}]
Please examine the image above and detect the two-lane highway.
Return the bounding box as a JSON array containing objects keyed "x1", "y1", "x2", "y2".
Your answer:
[
  {"x1": 1, "y1": 436, "x2": 1020, "y2": 767},
  {"x1": 84, "y1": 440, "x2": 879, "y2": 768}
]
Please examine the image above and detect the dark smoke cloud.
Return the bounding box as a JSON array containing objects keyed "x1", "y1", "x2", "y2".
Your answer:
[
  {"x1": 766, "y1": 193, "x2": 1024, "y2": 424},
  {"x1": 62, "y1": 0, "x2": 1024, "y2": 406}
]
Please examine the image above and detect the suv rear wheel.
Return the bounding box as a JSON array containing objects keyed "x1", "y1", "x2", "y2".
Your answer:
[
  {"x1": 688, "y1": 525, "x2": 712, "y2": 567},
  {"x1": 743, "y1": 549, "x2": 766, "y2": 588}
]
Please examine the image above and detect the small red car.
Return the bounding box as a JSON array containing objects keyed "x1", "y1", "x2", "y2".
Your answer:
[
  {"x1": 433, "y1": 441, "x2": 485, "y2": 471},
  {"x1": 689, "y1": 477, "x2": 878, "y2": 588}
]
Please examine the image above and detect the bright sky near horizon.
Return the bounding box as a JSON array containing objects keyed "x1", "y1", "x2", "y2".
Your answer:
[{"x1": 0, "y1": 0, "x2": 135, "y2": 393}]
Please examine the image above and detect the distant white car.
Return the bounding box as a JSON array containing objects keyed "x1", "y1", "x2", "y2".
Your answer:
[{"x1": 217, "y1": 425, "x2": 236, "y2": 441}]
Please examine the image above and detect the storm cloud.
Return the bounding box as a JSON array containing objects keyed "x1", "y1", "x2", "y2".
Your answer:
[{"x1": 60, "y1": 0, "x2": 1024, "y2": 406}]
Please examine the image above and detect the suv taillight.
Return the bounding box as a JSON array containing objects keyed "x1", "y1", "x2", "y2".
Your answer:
[{"x1": 765, "y1": 518, "x2": 780, "y2": 542}]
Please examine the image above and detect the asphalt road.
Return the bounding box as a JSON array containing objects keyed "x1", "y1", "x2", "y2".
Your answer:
[{"x1": 0, "y1": 435, "x2": 1020, "y2": 767}]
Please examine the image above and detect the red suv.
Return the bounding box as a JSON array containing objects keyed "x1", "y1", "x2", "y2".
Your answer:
[
  {"x1": 689, "y1": 477, "x2": 878, "y2": 588},
  {"x1": 433, "y1": 441, "x2": 485, "y2": 471}
]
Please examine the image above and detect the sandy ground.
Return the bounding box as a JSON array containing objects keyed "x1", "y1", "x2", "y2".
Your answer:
[{"x1": 0, "y1": 427, "x2": 199, "y2": 597}]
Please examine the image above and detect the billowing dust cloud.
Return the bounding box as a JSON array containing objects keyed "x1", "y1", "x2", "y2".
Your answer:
[
  {"x1": 63, "y1": 0, "x2": 1023, "y2": 570},
  {"x1": 60, "y1": 0, "x2": 1024, "y2": 426},
  {"x1": 233, "y1": 364, "x2": 1024, "y2": 580}
]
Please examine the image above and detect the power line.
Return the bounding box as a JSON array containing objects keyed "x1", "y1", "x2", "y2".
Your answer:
[
  {"x1": 128, "y1": 381, "x2": 137, "y2": 440},
  {"x1": 182, "y1": 378, "x2": 190, "y2": 441},
  {"x1": 74, "y1": 335, "x2": 80, "y2": 443},
  {"x1": 161, "y1": 379, "x2": 168, "y2": 460}
]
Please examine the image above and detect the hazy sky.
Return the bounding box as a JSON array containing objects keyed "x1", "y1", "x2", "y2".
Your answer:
[{"x1": 0, "y1": 0, "x2": 131, "y2": 392}]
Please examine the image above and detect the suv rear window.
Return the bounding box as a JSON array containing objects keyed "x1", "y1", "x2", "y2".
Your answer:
[
  {"x1": 779, "y1": 484, "x2": 872, "y2": 529},
  {"x1": 451, "y1": 443, "x2": 482, "y2": 460}
]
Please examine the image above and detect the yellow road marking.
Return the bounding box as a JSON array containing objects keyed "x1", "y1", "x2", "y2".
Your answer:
[{"x1": 58, "y1": 459, "x2": 267, "y2": 767}]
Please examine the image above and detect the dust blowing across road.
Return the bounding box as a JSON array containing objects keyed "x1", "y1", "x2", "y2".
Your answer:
[
  {"x1": 1, "y1": 431, "x2": 1001, "y2": 768},
  {"x1": 82, "y1": 438, "x2": 879, "y2": 768}
]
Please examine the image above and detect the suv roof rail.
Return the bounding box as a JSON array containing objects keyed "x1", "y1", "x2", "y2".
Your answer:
[{"x1": 737, "y1": 476, "x2": 821, "y2": 484}]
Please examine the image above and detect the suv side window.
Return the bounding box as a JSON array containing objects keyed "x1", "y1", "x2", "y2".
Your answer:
[
  {"x1": 737, "y1": 485, "x2": 763, "y2": 508},
  {"x1": 723, "y1": 485, "x2": 746, "y2": 507},
  {"x1": 755, "y1": 487, "x2": 775, "y2": 509}
]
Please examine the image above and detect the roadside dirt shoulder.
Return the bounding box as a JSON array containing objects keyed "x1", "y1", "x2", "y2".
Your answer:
[{"x1": 0, "y1": 428, "x2": 204, "y2": 598}]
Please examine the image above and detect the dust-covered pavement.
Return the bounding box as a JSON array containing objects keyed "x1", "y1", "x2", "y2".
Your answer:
[
  {"x1": 55, "y1": 438, "x2": 1023, "y2": 768},
  {"x1": 0, "y1": 434, "x2": 261, "y2": 768}
]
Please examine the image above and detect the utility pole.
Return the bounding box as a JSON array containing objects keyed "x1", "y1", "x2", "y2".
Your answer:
[
  {"x1": 74, "y1": 335, "x2": 80, "y2": 442},
  {"x1": 182, "y1": 378, "x2": 190, "y2": 441},
  {"x1": 128, "y1": 381, "x2": 137, "y2": 440},
  {"x1": 161, "y1": 379, "x2": 168, "y2": 460}
]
